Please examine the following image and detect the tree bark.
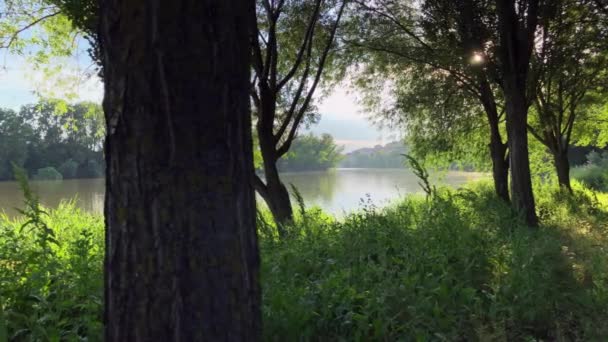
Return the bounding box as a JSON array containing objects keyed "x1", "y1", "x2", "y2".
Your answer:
[
  {"x1": 497, "y1": 0, "x2": 539, "y2": 227},
  {"x1": 504, "y1": 93, "x2": 538, "y2": 226},
  {"x1": 99, "y1": 0, "x2": 260, "y2": 340},
  {"x1": 479, "y1": 81, "x2": 510, "y2": 202},
  {"x1": 256, "y1": 134, "x2": 293, "y2": 235},
  {"x1": 553, "y1": 147, "x2": 572, "y2": 192},
  {"x1": 489, "y1": 137, "x2": 510, "y2": 202}
]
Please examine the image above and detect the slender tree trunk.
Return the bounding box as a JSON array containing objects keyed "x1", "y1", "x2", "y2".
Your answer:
[
  {"x1": 256, "y1": 136, "x2": 293, "y2": 234},
  {"x1": 100, "y1": 0, "x2": 260, "y2": 340},
  {"x1": 489, "y1": 138, "x2": 510, "y2": 202},
  {"x1": 553, "y1": 147, "x2": 572, "y2": 192},
  {"x1": 480, "y1": 84, "x2": 510, "y2": 202}
]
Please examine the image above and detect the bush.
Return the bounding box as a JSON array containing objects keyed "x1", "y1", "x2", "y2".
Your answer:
[
  {"x1": 33, "y1": 167, "x2": 63, "y2": 181},
  {"x1": 58, "y1": 159, "x2": 79, "y2": 179}
]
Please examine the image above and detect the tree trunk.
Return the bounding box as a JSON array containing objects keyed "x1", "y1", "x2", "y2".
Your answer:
[
  {"x1": 480, "y1": 83, "x2": 510, "y2": 202},
  {"x1": 256, "y1": 138, "x2": 293, "y2": 235},
  {"x1": 99, "y1": 0, "x2": 260, "y2": 340},
  {"x1": 496, "y1": 0, "x2": 539, "y2": 227},
  {"x1": 489, "y1": 138, "x2": 510, "y2": 202},
  {"x1": 505, "y1": 91, "x2": 538, "y2": 226},
  {"x1": 265, "y1": 174, "x2": 293, "y2": 231},
  {"x1": 553, "y1": 147, "x2": 572, "y2": 192}
]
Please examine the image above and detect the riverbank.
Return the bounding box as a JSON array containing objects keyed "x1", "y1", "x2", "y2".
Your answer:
[{"x1": 1, "y1": 180, "x2": 608, "y2": 340}]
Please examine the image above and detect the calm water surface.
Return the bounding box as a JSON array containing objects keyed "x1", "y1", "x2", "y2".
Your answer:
[{"x1": 0, "y1": 169, "x2": 485, "y2": 217}]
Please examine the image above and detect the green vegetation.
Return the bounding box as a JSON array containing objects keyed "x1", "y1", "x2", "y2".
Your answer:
[
  {"x1": 3, "y1": 176, "x2": 608, "y2": 340},
  {"x1": 572, "y1": 151, "x2": 608, "y2": 192},
  {"x1": 340, "y1": 142, "x2": 408, "y2": 169},
  {"x1": 33, "y1": 167, "x2": 63, "y2": 181},
  {"x1": 0, "y1": 169, "x2": 102, "y2": 340},
  {"x1": 0, "y1": 101, "x2": 104, "y2": 181},
  {"x1": 1, "y1": 0, "x2": 607, "y2": 337},
  {"x1": 277, "y1": 134, "x2": 344, "y2": 172}
]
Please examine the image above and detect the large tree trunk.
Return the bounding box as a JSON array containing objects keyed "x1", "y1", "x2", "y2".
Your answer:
[
  {"x1": 99, "y1": 0, "x2": 260, "y2": 340},
  {"x1": 552, "y1": 147, "x2": 572, "y2": 192},
  {"x1": 504, "y1": 91, "x2": 538, "y2": 226},
  {"x1": 497, "y1": 0, "x2": 539, "y2": 227}
]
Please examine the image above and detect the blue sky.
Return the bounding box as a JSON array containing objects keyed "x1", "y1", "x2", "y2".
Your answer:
[{"x1": 0, "y1": 53, "x2": 398, "y2": 152}]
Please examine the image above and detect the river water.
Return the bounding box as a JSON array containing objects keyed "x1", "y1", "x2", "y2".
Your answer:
[{"x1": 0, "y1": 168, "x2": 485, "y2": 217}]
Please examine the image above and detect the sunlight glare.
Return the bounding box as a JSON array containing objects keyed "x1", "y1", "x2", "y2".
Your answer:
[{"x1": 471, "y1": 52, "x2": 484, "y2": 65}]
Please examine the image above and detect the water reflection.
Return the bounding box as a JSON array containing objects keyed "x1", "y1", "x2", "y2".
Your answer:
[
  {"x1": 0, "y1": 169, "x2": 485, "y2": 217},
  {"x1": 0, "y1": 178, "x2": 105, "y2": 217},
  {"x1": 281, "y1": 168, "x2": 484, "y2": 216}
]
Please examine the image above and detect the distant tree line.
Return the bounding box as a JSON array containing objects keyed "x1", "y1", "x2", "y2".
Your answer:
[
  {"x1": 340, "y1": 142, "x2": 407, "y2": 168},
  {"x1": 339, "y1": 141, "x2": 601, "y2": 170},
  {"x1": 0, "y1": 101, "x2": 104, "y2": 181},
  {"x1": 276, "y1": 133, "x2": 343, "y2": 172}
]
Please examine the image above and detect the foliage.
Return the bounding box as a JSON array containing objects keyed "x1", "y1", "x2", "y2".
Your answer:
[
  {"x1": 0, "y1": 108, "x2": 32, "y2": 180},
  {"x1": 0, "y1": 1, "x2": 77, "y2": 58},
  {"x1": 277, "y1": 133, "x2": 343, "y2": 172},
  {"x1": 0, "y1": 101, "x2": 104, "y2": 180},
  {"x1": 572, "y1": 151, "x2": 608, "y2": 191},
  {"x1": 344, "y1": 0, "x2": 505, "y2": 170},
  {"x1": 33, "y1": 166, "x2": 62, "y2": 180},
  {"x1": 2, "y1": 177, "x2": 608, "y2": 340},
  {"x1": 340, "y1": 141, "x2": 408, "y2": 169},
  {"x1": 57, "y1": 159, "x2": 78, "y2": 179},
  {"x1": 526, "y1": 0, "x2": 608, "y2": 184},
  {"x1": 262, "y1": 181, "x2": 608, "y2": 340},
  {"x1": 403, "y1": 154, "x2": 435, "y2": 198},
  {"x1": 0, "y1": 168, "x2": 103, "y2": 340},
  {"x1": 0, "y1": 0, "x2": 98, "y2": 100}
]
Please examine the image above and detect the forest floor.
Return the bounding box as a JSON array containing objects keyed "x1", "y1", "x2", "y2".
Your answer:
[{"x1": 2, "y1": 180, "x2": 608, "y2": 340}]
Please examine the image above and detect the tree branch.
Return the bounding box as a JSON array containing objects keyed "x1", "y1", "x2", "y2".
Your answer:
[
  {"x1": 277, "y1": 0, "x2": 347, "y2": 157},
  {"x1": 1, "y1": 11, "x2": 61, "y2": 49},
  {"x1": 276, "y1": 0, "x2": 322, "y2": 91},
  {"x1": 353, "y1": 0, "x2": 434, "y2": 51}
]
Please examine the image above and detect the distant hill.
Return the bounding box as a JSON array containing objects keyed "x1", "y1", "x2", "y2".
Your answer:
[{"x1": 339, "y1": 141, "x2": 408, "y2": 168}]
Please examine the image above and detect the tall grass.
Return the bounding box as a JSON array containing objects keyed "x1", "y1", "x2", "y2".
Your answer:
[
  {"x1": 0, "y1": 179, "x2": 103, "y2": 340},
  {"x1": 261, "y1": 180, "x2": 608, "y2": 340},
  {"x1": 1, "y1": 178, "x2": 608, "y2": 340}
]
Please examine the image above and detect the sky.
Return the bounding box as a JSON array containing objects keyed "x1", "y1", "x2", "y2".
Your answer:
[{"x1": 0, "y1": 54, "x2": 400, "y2": 153}]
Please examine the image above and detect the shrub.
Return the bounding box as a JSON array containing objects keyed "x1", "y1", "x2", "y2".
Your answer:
[{"x1": 33, "y1": 167, "x2": 63, "y2": 181}]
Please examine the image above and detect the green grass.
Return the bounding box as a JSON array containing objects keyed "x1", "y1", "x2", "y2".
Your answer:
[{"x1": 2, "y1": 180, "x2": 608, "y2": 340}]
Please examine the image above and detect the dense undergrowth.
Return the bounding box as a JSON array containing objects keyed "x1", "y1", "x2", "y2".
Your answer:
[{"x1": 1, "y1": 180, "x2": 608, "y2": 340}]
